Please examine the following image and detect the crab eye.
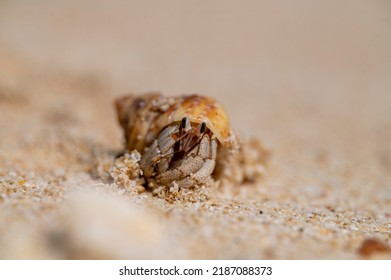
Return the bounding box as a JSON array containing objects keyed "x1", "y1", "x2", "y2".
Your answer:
[
  {"x1": 180, "y1": 117, "x2": 188, "y2": 129},
  {"x1": 200, "y1": 122, "x2": 206, "y2": 134}
]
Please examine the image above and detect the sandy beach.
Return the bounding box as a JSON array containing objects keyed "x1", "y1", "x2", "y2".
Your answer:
[{"x1": 0, "y1": 1, "x2": 390, "y2": 259}]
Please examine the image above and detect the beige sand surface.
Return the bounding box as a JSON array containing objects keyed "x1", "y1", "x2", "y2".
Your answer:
[{"x1": 0, "y1": 1, "x2": 391, "y2": 259}]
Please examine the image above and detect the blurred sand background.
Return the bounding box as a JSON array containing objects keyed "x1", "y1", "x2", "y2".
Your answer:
[{"x1": 0, "y1": 0, "x2": 391, "y2": 259}]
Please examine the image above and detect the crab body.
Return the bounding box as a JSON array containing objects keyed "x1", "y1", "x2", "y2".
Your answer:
[{"x1": 115, "y1": 93, "x2": 233, "y2": 188}]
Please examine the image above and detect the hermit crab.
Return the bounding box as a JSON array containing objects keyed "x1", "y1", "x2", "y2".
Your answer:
[{"x1": 115, "y1": 93, "x2": 238, "y2": 189}]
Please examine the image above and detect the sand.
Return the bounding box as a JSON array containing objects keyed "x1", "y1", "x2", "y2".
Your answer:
[{"x1": 0, "y1": 1, "x2": 391, "y2": 259}]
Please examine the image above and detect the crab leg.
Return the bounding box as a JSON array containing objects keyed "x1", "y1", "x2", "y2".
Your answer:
[
  {"x1": 191, "y1": 159, "x2": 215, "y2": 182},
  {"x1": 140, "y1": 125, "x2": 177, "y2": 177},
  {"x1": 156, "y1": 134, "x2": 212, "y2": 185},
  {"x1": 158, "y1": 135, "x2": 217, "y2": 188},
  {"x1": 156, "y1": 155, "x2": 204, "y2": 184},
  {"x1": 157, "y1": 126, "x2": 177, "y2": 153}
]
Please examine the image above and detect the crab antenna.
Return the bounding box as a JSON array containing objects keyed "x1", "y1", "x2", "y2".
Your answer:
[
  {"x1": 176, "y1": 130, "x2": 191, "y2": 142},
  {"x1": 161, "y1": 132, "x2": 207, "y2": 161}
]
